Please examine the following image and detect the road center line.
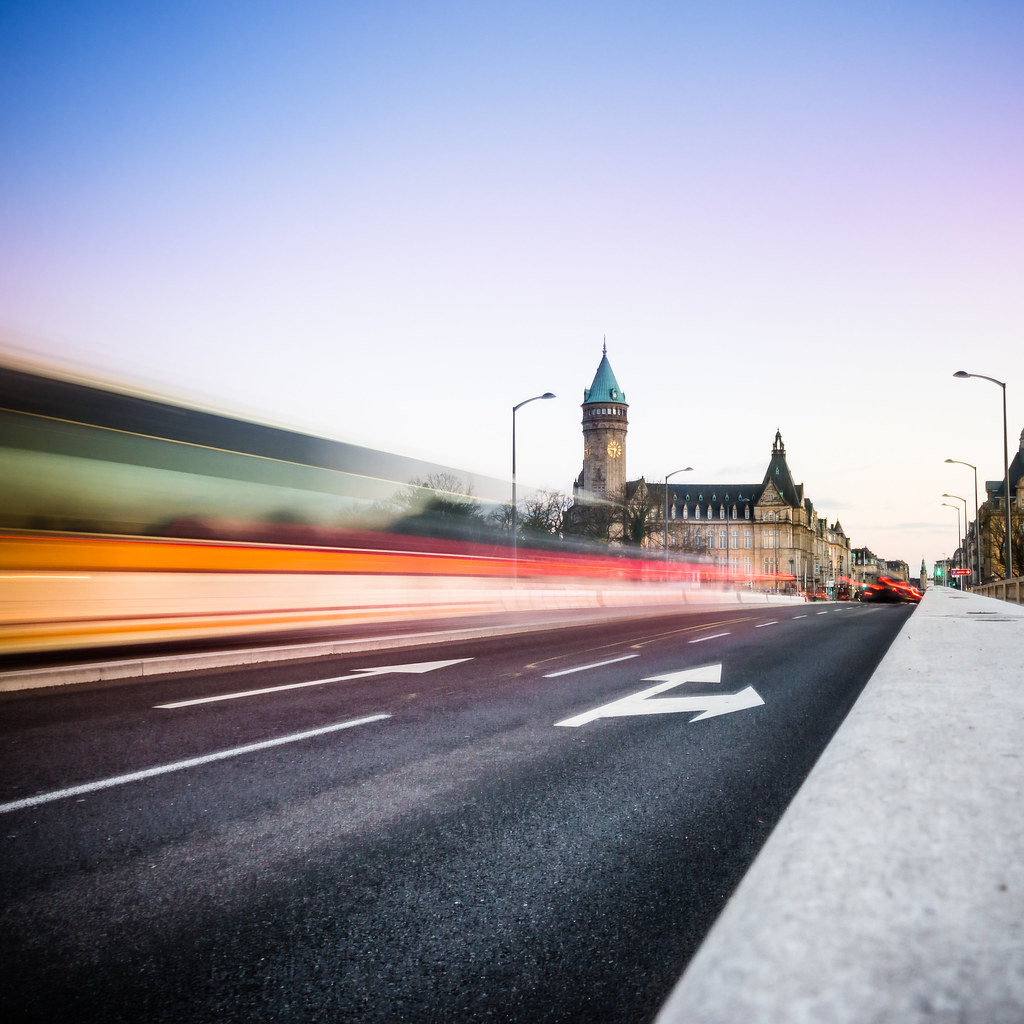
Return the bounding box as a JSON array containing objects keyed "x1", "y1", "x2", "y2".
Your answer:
[
  {"x1": 688, "y1": 632, "x2": 730, "y2": 644},
  {"x1": 0, "y1": 714, "x2": 391, "y2": 815},
  {"x1": 544, "y1": 654, "x2": 638, "y2": 678},
  {"x1": 157, "y1": 674, "x2": 373, "y2": 708}
]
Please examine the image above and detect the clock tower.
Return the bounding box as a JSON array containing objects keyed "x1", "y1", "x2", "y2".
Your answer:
[{"x1": 579, "y1": 342, "x2": 628, "y2": 505}]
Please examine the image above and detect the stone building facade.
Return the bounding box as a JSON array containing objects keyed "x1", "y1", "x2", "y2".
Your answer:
[
  {"x1": 978, "y1": 427, "x2": 1024, "y2": 579},
  {"x1": 566, "y1": 346, "x2": 852, "y2": 593}
]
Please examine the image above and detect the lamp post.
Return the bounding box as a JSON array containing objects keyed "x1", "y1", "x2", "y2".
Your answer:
[
  {"x1": 663, "y1": 467, "x2": 693, "y2": 574},
  {"x1": 942, "y1": 493, "x2": 969, "y2": 586},
  {"x1": 945, "y1": 458, "x2": 979, "y2": 584},
  {"x1": 954, "y1": 371, "x2": 1012, "y2": 579},
  {"x1": 511, "y1": 392, "x2": 555, "y2": 579},
  {"x1": 941, "y1": 501, "x2": 963, "y2": 588}
]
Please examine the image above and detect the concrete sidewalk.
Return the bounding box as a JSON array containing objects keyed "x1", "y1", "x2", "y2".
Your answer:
[{"x1": 655, "y1": 586, "x2": 1024, "y2": 1023}]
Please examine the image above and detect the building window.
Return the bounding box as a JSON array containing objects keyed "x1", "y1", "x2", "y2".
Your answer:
[
  {"x1": 682, "y1": 505, "x2": 688, "y2": 519},
  {"x1": 731, "y1": 529, "x2": 739, "y2": 547},
  {"x1": 707, "y1": 531, "x2": 715, "y2": 549},
  {"x1": 744, "y1": 530, "x2": 752, "y2": 549},
  {"x1": 695, "y1": 505, "x2": 701, "y2": 519},
  {"x1": 720, "y1": 529, "x2": 727, "y2": 548},
  {"x1": 719, "y1": 506, "x2": 725, "y2": 519},
  {"x1": 744, "y1": 506, "x2": 750, "y2": 520}
]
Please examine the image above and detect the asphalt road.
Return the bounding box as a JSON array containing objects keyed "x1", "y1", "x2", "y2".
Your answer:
[{"x1": 0, "y1": 601, "x2": 914, "y2": 1023}]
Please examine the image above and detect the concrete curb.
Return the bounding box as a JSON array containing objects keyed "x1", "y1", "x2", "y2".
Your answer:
[{"x1": 654, "y1": 586, "x2": 1024, "y2": 1023}]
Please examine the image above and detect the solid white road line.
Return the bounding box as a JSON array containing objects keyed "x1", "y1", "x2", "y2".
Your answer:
[
  {"x1": 544, "y1": 654, "x2": 639, "y2": 678},
  {"x1": 156, "y1": 659, "x2": 470, "y2": 708},
  {"x1": 688, "y1": 632, "x2": 730, "y2": 644},
  {"x1": 0, "y1": 714, "x2": 390, "y2": 814}
]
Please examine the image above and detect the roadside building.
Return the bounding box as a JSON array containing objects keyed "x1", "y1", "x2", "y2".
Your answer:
[
  {"x1": 978, "y1": 427, "x2": 1024, "y2": 580},
  {"x1": 566, "y1": 346, "x2": 852, "y2": 592}
]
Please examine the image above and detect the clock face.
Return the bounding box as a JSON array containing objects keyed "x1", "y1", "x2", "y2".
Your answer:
[
  {"x1": 584, "y1": 445, "x2": 591, "y2": 458},
  {"x1": 606, "y1": 440, "x2": 622, "y2": 459}
]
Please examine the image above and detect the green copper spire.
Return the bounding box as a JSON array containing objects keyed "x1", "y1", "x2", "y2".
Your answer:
[{"x1": 583, "y1": 341, "x2": 627, "y2": 405}]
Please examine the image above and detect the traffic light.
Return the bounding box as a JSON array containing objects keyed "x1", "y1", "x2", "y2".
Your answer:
[{"x1": 934, "y1": 564, "x2": 944, "y2": 579}]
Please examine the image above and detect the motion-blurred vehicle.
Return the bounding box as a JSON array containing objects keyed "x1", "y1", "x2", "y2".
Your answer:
[{"x1": 858, "y1": 577, "x2": 922, "y2": 604}]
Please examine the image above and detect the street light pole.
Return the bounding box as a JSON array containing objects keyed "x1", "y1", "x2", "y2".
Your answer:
[
  {"x1": 945, "y1": 459, "x2": 979, "y2": 584},
  {"x1": 512, "y1": 392, "x2": 555, "y2": 579},
  {"x1": 942, "y1": 493, "x2": 969, "y2": 586},
  {"x1": 663, "y1": 467, "x2": 693, "y2": 574},
  {"x1": 942, "y1": 502, "x2": 963, "y2": 588},
  {"x1": 954, "y1": 371, "x2": 1013, "y2": 579}
]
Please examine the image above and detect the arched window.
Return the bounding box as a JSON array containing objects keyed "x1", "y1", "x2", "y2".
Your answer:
[
  {"x1": 682, "y1": 504, "x2": 689, "y2": 520},
  {"x1": 695, "y1": 505, "x2": 701, "y2": 519},
  {"x1": 719, "y1": 505, "x2": 725, "y2": 519}
]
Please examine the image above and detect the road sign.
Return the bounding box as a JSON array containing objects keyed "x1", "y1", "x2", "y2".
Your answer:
[{"x1": 950, "y1": 568, "x2": 971, "y2": 576}]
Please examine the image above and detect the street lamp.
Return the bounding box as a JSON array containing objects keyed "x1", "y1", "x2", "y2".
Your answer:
[
  {"x1": 511, "y1": 392, "x2": 555, "y2": 578},
  {"x1": 945, "y1": 458, "x2": 979, "y2": 584},
  {"x1": 941, "y1": 501, "x2": 963, "y2": 588},
  {"x1": 663, "y1": 467, "x2": 694, "y2": 572},
  {"x1": 942, "y1": 493, "x2": 969, "y2": 585},
  {"x1": 954, "y1": 371, "x2": 1012, "y2": 579}
]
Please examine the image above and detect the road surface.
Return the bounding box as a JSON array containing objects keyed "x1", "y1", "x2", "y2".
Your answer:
[{"x1": 0, "y1": 601, "x2": 913, "y2": 1023}]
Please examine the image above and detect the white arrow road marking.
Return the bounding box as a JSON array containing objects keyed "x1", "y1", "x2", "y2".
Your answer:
[
  {"x1": 0, "y1": 713, "x2": 390, "y2": 814},
  {"x1": 555, "y1": 663, "x2": 764, "y2": 727},
  {"x1": 156, "y1": 659, "x2": 471, "y2": 708}
]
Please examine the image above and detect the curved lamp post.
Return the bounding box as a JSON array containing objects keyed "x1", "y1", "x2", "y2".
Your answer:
[
  {"x1": 664, "y1": 467, "x2": 693, "y2": 572},
  {"x1": 954, "y1": 371, "x2": 1012, "y2": 579},
  {"x1": 942, "y1": 493, "x2": 969, "y2": 585},
  {"x1": 945, "y1": 459, "x2": 979, "y2": 584},
  {"x1": 512, "y1": 392, "x2": 555, "y2": 578},
  {"x1": 941, "y1": 501, "x2": 963, "y2": 588}
]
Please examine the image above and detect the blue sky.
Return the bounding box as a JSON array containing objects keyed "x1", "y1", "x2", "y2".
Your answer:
[{"x1": 2, "y1": 0, "x2": 1022, "y2": 570}]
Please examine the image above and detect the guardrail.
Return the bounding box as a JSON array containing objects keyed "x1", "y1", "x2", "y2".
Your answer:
[{"x1": 971, "y1": 575, "x2": 1024, "y2": 604}]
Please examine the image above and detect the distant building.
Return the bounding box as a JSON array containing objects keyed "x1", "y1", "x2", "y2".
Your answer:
[
  {"x1": 978, "y1": 428, "x2": 1024, "y2": 580},
  {"x1": 565, "y1": 346, "x2": 851, "y2": 593}
]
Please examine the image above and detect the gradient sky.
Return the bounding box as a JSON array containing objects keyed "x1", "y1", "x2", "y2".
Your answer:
[{"x1": 2, "y1": 0, "x2": 1022, "y2": 571}]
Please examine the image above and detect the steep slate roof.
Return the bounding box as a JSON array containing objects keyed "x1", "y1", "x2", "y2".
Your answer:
[
  {"x1": 583, "y1": 342, "x2": 627, "y2": 405},
  {"x1": 632, "y1": 430, "x2": 804, "y2": 517},
  {"x1": 652, "y1": 481, "x2": 758, "y2": 518},
  {"x1": 761, "y1": 428, "x2": 804, "y2": 507},
  {"x1": 988, "y1": 427, "x2": 1024, "y2": 499}
]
